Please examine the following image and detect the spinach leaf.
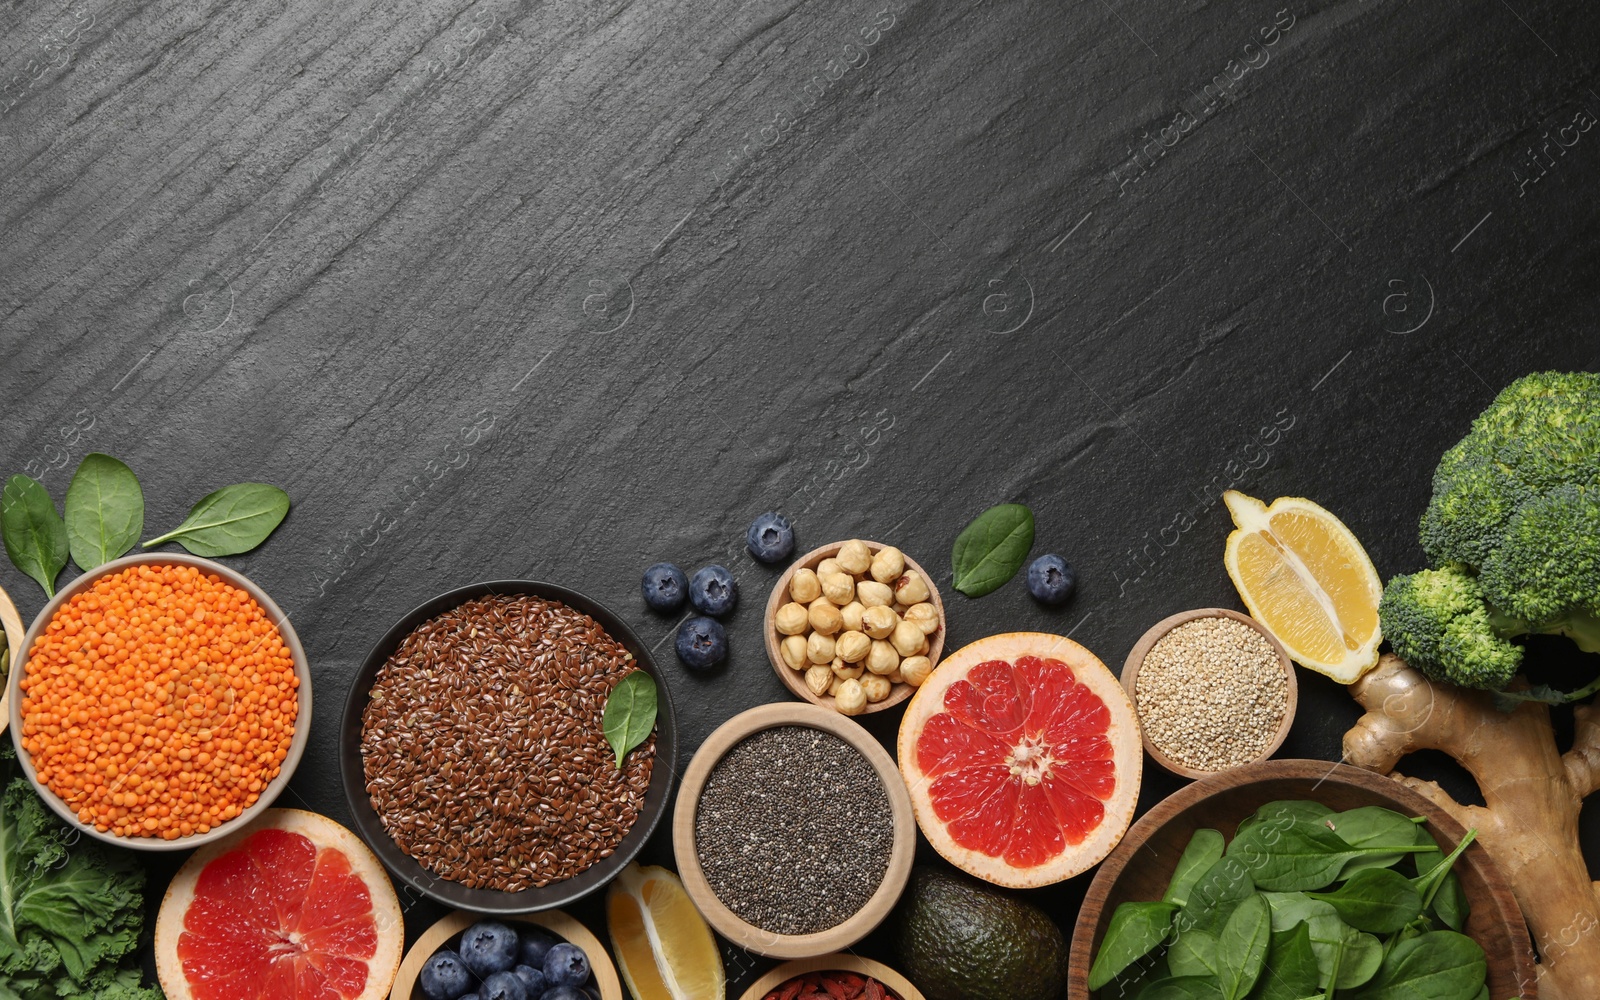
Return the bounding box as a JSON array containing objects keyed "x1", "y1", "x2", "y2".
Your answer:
[
  {"x1": 1140, "y1": 977, "x2": 1224, "y2": 1000},
  {"x1": 1411, "y1": 826, "x2": 1469, "y2": 931},
  {"x1": 950, "y1": 503, "x2": 1034, "y2": 597},
  {"x1": 142, "y1": 482, "x2": 290, "y2": 556},
  {"x1": 2, "y1": 474, "x2": 68, "y2": 597},
  {"x1": 1226, "y1": 818, "x2": 1429, "y2": 891},
  {"x1": 64, "y1": 454, "x2": 143, "y2": 571},
  {"x1": 1104, "y1": 949, "x2": 1169, "y2": 998},
  {"x1": 1238, "y1": 800, "x2": 1333, "y2": 836},
  {"x1": 1304, "y1": 912, "x2": 1381, "y2": 989},
  {"x1": 1168, "y1": 929, "x2": 1219, "y2": 977},
  {"x1": 1166, "y1": 829, "x2": 1226, "y2": 907},
  {"x1": 1343, "y1": 930, "x2": 1486, "y2": 1000},
  {"x1": 601, "y1": 671, "x2": 658, "y2": 768},
  {"x1": 1088, "y1": 901, "x2": 1177, "y2": 989},
  {"x1": 1261, "y1": 892, "x2": 1335, "y2": 932},
  {"x1": 1306, "y1": 868, "x2": 1421, "y2": 934},
  {"x1": 1174, "y1": 857, "x2": 1256, "y2": 936},
  {"x1": 1217, "y1": 894, "x2": 1270, "y2": 1000},
  {"x1": 1327, "y1": 806, "x2": 1421, "y2": 877},
  {"x1": 1246, "y1": 923, "x2": 1320, "y2": 1000}
]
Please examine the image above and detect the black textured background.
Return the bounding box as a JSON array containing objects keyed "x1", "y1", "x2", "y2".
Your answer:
[{"x1": 2, "y1": 0, "x2": 1598, "y2": 990}]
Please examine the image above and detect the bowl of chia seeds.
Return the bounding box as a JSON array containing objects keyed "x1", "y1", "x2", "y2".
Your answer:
[
  {"x1": 671, "y1": 702, "x2": 916, "y2": 958},
  {"x1": 339, "y1": 581, "x2": 677, "y2": 914}
]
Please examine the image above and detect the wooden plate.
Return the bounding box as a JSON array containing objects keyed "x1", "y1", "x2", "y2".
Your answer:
[
  {"x1": 671, "y1": 702, "x2": 917, "y2": 958},
  {"x1": 1121, "y1": 608, "x2": 1297, "y2": 780},
  {"x1": 737, "y1": 954, "x2": 927, "y2": 1000},
  {"x1": 0, "y1": 582, "x2": 23, "y2": 738},
  {"x1": 1066, "y1": 758, "x2": 1535, "y2": 1000},
  {"x1": 390, "y1": 909, "x2": 623, "y2": 1000},
  {"x1": 763, "y1": 541, "x2": 946, "y2": 716}
]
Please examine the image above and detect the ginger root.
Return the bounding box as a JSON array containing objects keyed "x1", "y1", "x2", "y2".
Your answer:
[{"x1": 1345, "y1": 654, "x2": 1600, "y2": 999}]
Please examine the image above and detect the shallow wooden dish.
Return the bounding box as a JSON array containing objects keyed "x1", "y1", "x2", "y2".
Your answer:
[
  {"x1": 390, "y1": 909, "x2": 623, "y2": 1000},
  {"x1": 7, "y1": 553, "x2": 312, "y2": 851},
  {"x1": 738, "y1": 954, "x2": 927, "y2": 1000},
  {"x1": 1121, "y1": 608, "x2": 1297, "y2": 780},
  {"x1": 672, "y1": 702, "x2": 917, "y2": 958},
  {"x1": 1067, "y1": 758, "x2": 1536, "y2": 1000},
  {"x1": 0, "y1": 581, "x2": 22, "y2": 737},
  {"x1": 764, "y1": 541, "x2": 946, "y2": 716}
]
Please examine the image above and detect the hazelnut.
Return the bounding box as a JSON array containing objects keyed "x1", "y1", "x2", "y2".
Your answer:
[
  {"x1": 806, "y1": 631, "x2": 836, "y2": 664},
  {"x1": 817, "y1": 557, "x2": 843, "y2": 577},
  {"x1": 789, "y1": 568, "x2": 822, "y2": 604},
  {"x1": 855, "y1": 581, "x2": 894, "y2": 608},
  {"x1": 820, "y1": 572, "x2": 855, "y2": 605},
  {"x1": 780, "y1": 634, "x2": 809, "y2": 670},
  {"x1": 808, "y1": 598, "x2": 843, "y2": 635},
  {"x1": 895, "y1": 571, "x2": 930, "y2": 605},
  {"x1": 861, "y1": 674, "x2": 892, "y2": 703},
  {"x1": 835, "y1": 678, "x2": 867, "y2": 715},
  {"x1": 862, "y1": 605, "x2": 899, "y2": 639},
  {"x1": 870, "y1": 546, "x2": 905, "y2": 583},
  {"x1": 836, "y1": 540, "x2": 873, "y2": 575},
  {"x1": 775, "y1": 602, "x2": 810, "y2": 635},
  {"x1": 836, "y1": 630, "x2": 871, "y2": 663},
  {"x1": 839, "y1": 601, "x2": 866, "y2": 632},
  {"x1": 891, "y1": 619, "x2": 924, "y2": 657},
  {"x1": 867, "y1": 640, "x2": 900, "y2": 676},
  {"x1": 831, "y1": 658, "x2": 864, "y2": 680},
  {"x1": 900, "y1": 655, "x2": 932, "y2": 687},
  {"x1": 828, "y1": 676, "x2": 844, "y2": 697},
  {"x1": 805, "y1": 664, "x2": 833, "y2": 696},
  {"x1": 904, "y1": 602, "x2": 940, "y2": 636},
  {"x1": 885, "y1": 665, "x2": 906, "y2": 685}
]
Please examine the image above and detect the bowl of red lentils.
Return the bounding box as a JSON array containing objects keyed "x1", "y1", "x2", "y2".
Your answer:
[{"x1": 6, "y1": 553, "x2": 311, "y2": 850}]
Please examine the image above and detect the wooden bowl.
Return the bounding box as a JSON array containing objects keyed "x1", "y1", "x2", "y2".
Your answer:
[
  {"x1": 1066, "y1": 758, "x2": 1536, "y2": 1000},
  {"x1": 0, "y1": 581, "x2": 23, "y2": 737},
  {"x1": 764, "y1": 541, "x2": 946, "y2": 716},
  {"x1": 738, "y1": 954, "x2": 927, "y2": 1000},
  {"x1": 1121, "y1": 608, "x2": 1297, "y2": 779},
  {"x1": 390, "y1": 909, "x2": 623, "y2": 1000},
  {"x1": 672, "y1": 702, "x2": 917, "y2": 958},
  {"x1": 6, "y1": 553, "x2": 312, "y2": 851}
]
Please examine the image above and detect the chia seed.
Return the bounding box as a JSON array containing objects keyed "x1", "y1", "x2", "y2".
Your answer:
[{"x1": 695, "y1": 725, "x2": 893, "y2": 935}]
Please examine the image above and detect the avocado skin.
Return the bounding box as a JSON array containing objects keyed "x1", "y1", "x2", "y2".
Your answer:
[{"x1": 891, "y1": 867, "x2": 1068, "y2": 1000}]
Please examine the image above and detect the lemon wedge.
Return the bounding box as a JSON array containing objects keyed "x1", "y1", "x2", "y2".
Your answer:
[
  {"x1": 1223, "y1": 491, "x2": 1384, "y2": 684},
  {"x1": 606, "y1": 864, "x2": 724, "y2": 1000}
]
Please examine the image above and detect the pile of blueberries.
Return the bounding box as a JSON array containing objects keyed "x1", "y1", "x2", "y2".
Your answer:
[
  {"x1": 642, "y1": 511, "x2": 796, "y2": 672},
  {"x1": 419, "y1": 920, "x2": 598, "y2": 1000}
]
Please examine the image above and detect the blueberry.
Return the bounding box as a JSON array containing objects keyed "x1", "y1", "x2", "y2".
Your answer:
[
  {"x1": 1026, "y1": 554, "x2": 1076, "y2": 605},
  {"x1": 745, "y1": 512, "x2": 795, "y2": 564},
  {"x1": 481, "y1": 971, "x2": 529, "y2": 1000},
  {"x1": 675, "y1": 617, "x2": 727, "y2": 670},
  {"x1": 517, "y1": 929, "x2": 559, "y2": 968},
  {"x1": 420, "y1": 950, "x2": 474, "y2": 1000},
  {"x1": 641, "y1": 562, "x2": 688, "y2": 612},
  {"x1": 541, "y1": 987, "x2": 589, "y2": 1000},
  {"x1": 688, "y1": 565, "x2": 737, "y2": 616},
  {"x1": 512, "y1": 965, "x2": 548, "y2": 995},
  {"x1": 459, "y1": 921, "x2": 520, "y2": 978},
  {"x1": 543, "y1": 943, "x2": 591, "y2": 988}
]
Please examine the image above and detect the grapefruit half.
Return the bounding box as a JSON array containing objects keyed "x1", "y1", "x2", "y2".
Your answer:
[
  {"x1": 156, "y1": 808, "x2": 404, "y2": 1000},
  {"x1": 897, "y1": 632, "x2": 1141, "y2": 888}
]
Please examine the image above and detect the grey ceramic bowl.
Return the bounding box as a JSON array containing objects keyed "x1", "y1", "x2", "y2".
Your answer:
[{"x1": 7, "y1": 552, "x2": 312, "y2": 851}]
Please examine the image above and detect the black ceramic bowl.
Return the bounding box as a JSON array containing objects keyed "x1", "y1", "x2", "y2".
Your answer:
[{"x1": 339, "y1": 580, "x2": 677, "y2": 914}]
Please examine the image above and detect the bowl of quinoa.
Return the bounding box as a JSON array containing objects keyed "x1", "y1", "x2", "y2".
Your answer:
[
  {"x1": 341, "y1": 581, "x2": 678, "y2": 914},
  {"x1": 7, "y1": 553, "x2": 311, "y2": 850}
]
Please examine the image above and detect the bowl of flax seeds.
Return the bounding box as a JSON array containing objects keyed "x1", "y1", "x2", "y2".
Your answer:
[{"x1": 340, "y1": 581, "x2": 677, "y2": 913}]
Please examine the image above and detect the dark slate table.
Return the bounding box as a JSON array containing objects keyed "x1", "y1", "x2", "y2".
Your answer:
[{"x1": 2, "y1": 0, "x2": 1597, "y2": 991}]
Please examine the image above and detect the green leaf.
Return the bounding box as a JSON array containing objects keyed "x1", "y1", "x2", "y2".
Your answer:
[
  {"x1": 1226, "y1": 818, "x2": 1431, "y2": 892},
  {"x1": 1306, "y1": 868, "x2": 1421, "y2": 934},
  {"x1": 1261, "y1": 892, "x2": 1334, "y2": 932},
  {"x1": 1166, "y1": 829, "x2": 1227, "y2": 907},
  {"x1": 1411, "y1": 827, "x2": 1477, "y2": 931},
  {"x1": 1, "y1": 475, "x2": 67, "y2": 598},
  {"x1": 1217, "y1": 894, "x2": 1271, "y2": 1000},
  {"x1": 64, "y1": 454, "x2": 144, "y2": 572},
  {"x1": 1343, "y1": 930, "x2": 1486, "y2": 1000},
  {"x1": 142, "y1": 482, "x2": 290, "y2": 556},
  {"x1": 601, "y1": 671, "x2": 657, "y2": 768},
  {"x1": 1238, "y1": 800, "x2": 1333, "y2": 837},
  {"x1": 1089, "y1": 900, "x2": 1178, "y2": 989},
  {"x1": 1168, "y1": 929, "x2": 1219, "y2": 977},
  {"x1": 1327, "y1": 806, "x2": 1421, "y2": 877},
  {"x1": 1174, "y1": 857, "x2": 1257, "y2": 937},
  {"x1": 950, "y1": 502, "x2": 1034, "y2": 597},
  {"x1": 1140, "y1": 977, "x2": 1224, "y2": 1000},
  {"x1": 1303, "y1": 912, "x2": 1382, "y2": 989},
  {"x1": 1246, "y1": 923, "x2": 1320, "y2": 1000}
]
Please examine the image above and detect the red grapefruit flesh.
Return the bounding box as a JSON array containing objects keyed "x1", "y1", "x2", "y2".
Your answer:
[
  {"x1": 156, "y1": 808, "x2": 403, "y2": 1000},
  {"x1": 898, "y1": 632, "x2": 1141, "y2": 887}
]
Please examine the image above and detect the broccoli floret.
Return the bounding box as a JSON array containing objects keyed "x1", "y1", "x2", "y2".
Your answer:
[{"x1": 1384, "y1": 371, "x2": 1600, "y2": 695}]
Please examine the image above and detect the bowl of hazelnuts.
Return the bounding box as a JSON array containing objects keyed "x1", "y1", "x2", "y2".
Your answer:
[{"x1": 764, "y1": 540, "x2": 946, "y2": 717}]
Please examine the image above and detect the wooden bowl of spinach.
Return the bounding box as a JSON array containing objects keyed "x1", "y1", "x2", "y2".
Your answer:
[{"x1": 1067, "y1": 759, "x2": 1534, "y2": 1000}]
